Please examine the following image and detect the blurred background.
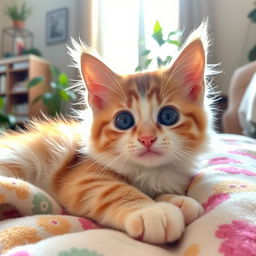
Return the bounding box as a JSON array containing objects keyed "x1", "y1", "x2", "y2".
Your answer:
[{"x1": 0, "y1": 0, "x2": 255, "y2": 135}]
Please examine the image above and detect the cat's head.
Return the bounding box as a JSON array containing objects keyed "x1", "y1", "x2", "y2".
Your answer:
[{"x1": 77, "y1": 24, "x2": 213, "y2": 169}]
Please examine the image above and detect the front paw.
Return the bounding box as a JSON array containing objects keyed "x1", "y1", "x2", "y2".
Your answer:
[
  {"x1": 124, "y1": 202, "x2": 184, "y2": 244},
  {"x1": 156, "y1": 194, "x2": 204, "y2": 225}
]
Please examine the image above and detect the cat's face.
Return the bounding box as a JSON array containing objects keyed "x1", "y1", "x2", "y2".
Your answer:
[{"x1": 80, "y1": 32, "x2": 209, "y2": 169}]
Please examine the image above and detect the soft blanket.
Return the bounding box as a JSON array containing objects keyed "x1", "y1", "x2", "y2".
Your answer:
[{"x1": 1, "y1": 134, "x2": 256, "y2": 256}]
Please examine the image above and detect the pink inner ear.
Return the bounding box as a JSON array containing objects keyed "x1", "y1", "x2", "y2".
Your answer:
[
  {"x1": 90, "y1": 94, "x2": 105, "y2": 109},
  {"x1": 89, "y1": 82, "x2": 106, "y2": 94},
  {"x1": 184, "y1": 62, "x2": 203, "y2": 101},
  {"x1": 189, "y1": 85, "x2": 201, "y2": 101},
  {"x1": 184, "y1": 61, "x2": 203, "y2": 82},
  {"x1": 88, "y1": 82, "x2": 108, "y2": 110}
]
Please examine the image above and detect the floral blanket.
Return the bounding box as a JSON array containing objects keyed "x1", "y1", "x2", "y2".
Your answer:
[{"x1": 1, "y1": 134, "x2": 256, "y2": 256}]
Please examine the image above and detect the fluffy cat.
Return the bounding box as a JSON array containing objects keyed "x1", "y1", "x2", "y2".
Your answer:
[{"x1": 0, "y1": 24, "x2": 213, "y2": 244}]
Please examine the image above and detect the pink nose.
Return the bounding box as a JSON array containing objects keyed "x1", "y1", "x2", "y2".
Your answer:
[{"x1": 138, "y1": 135, "x2": 157, "y2": 148}]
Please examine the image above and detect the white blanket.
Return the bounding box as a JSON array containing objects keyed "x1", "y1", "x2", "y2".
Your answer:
[{"x1": 1, "y1": 134, "x2": 256, "y2": 256}]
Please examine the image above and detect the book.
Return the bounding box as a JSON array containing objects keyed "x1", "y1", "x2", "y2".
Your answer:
[
  {"x1": 12, "y1": 102, "x2": 28, "y2": 115},
  {"x1": 0, "y1": 75, "x2": 6, "y2": 93},
  {"x1": 0, "y1": 65, "x2": 7, "y2": 72},
  {"x1": 12, "y1": 61, "x2": 29, "y2": 70},
  {"x1": 12, "y1": 80, "x2": 28, "y2": 93}
]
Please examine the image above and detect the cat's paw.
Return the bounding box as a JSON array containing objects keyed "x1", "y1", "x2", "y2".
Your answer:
[
  {"x1": 124, "y1": 202, "x2": 184, "y2": 244},
  {"x1": 156, "y1": 194, "x2": 204, "y2": 225}
]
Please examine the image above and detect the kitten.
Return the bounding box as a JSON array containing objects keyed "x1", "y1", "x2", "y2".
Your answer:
[{"x1": 0, "y1": 24, "x2": 213, "y2": 244}]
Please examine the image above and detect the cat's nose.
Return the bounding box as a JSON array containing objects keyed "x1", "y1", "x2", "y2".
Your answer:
[{"x1": 138, "y1": 135, "x2": 157, "y2": 148}]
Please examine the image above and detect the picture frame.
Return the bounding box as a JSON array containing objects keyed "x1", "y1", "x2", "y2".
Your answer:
[{"x1": 46, "y1": 8, "x2": 68, "y2": 45}]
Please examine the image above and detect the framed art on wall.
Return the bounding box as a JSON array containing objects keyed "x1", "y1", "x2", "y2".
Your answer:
[{"x1": 46, "y1": 8, "x2": 68, "y2": 45}]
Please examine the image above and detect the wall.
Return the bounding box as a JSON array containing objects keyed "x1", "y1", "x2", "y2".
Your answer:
[
  {"x1": 210, "y1": 0, "x2": 255, "y2": 94},
  {"x1": 1, "y1": 0, "x2": 255, "y2": 94},
  {"x1": 0, "y1": 0, "x2": 87, "y2": 78}
]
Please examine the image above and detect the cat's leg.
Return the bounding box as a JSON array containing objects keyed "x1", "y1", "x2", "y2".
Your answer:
[
  {"x1": 53, "y1": 163, "x2": 185, "y2": 244},
  {"x1": 156, "y1": 194, "x2": 204, "y2": 225},
  {"x1": 124, "y1": 201, "x2": 184, "y2": 244}
]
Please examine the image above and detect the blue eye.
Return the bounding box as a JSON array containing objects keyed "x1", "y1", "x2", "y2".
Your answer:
[
  {"x1": 158, "y1": 106, "x2": 179, "y2": 126},
  {"x1": 114, "y1": 111, "x2": 135, "y2": 130}
]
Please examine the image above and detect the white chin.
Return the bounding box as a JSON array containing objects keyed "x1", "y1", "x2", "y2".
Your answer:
[{"x1": 131, "y1": 153, "x2": 169, "y2": 168}]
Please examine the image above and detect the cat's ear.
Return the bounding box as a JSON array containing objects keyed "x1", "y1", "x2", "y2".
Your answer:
[
  {"x1": 80, "y1": 52, "x2": 119, "y2": 110},
  {"x1": 165, "y1": 26, "x2": 207, "y2": 102}
]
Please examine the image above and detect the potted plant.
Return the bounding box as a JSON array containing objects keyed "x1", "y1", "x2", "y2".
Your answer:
[
  {"x1": 4, "y1": 2, "x2": 32, "y2": 30},
  {"x1": 28, "y1": 66, "x2": 77, "y2": 117},
  {"x1": 136, "y1": 21, "x2": 181, "y2": 71},
  {"x1": 0, "y1": 97, "x2": 16, "y2": 130}
]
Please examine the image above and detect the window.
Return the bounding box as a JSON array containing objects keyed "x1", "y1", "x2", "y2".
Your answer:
[{"x1": 98, "y1": 0, "x2": 179, "y2": 73}]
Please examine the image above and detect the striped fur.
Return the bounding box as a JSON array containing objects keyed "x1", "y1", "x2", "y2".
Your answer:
[{"x1": 0, "y1": 24, "x2": 214, "y2": 244}]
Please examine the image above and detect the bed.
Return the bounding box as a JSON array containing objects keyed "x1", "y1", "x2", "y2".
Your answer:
[{"x1": 0, "y1": 133, "x2": 256, "y2": 256}]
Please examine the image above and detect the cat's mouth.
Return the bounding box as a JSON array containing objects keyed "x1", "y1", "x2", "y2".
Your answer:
[
  {"x1": 132, "y1": 148, "x2": 168, "y2": 167},
  {"x1": 137, "y1": 148, "x2": 163, "y2": 158}
]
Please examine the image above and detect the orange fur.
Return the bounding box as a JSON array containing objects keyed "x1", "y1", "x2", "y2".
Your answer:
[{"x1": 0, "y1": 24, "x2": 213, "y2": 244}]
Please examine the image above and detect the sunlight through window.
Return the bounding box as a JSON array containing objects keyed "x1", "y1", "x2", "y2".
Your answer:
[{"x1": 98, "y1": 0, "x2": 179, "y2": 73}]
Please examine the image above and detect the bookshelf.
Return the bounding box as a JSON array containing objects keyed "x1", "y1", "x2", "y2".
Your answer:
[{"x1": 0, "y1": 55, "x2": 50, "y2": 122}]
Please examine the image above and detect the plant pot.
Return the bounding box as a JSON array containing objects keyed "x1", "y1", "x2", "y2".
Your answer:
[{"x1": 13, "y1": 20, "x2": 25, "y2": 30}]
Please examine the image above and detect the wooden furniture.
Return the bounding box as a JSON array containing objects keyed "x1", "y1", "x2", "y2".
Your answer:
[{"x1": 0, "y1": 55, "x2": 50, "y2": 121}]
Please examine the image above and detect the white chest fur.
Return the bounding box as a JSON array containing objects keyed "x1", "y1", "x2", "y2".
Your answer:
[{"x1": 118, "y1": 159, "x2": 197, "y2": 198}]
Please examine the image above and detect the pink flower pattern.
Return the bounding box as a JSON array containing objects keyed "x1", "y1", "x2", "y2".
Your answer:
[
  {"x1": 228, "y1": 150, "x2": 256, "y2": 160},
  {"x1": 215, "y1": 166, "x2": 256, "y2": 176},
  {"x1": 78, "y1": 217, "x2": 100, "y2": 230},
  {"x1": 216, "y1": 220, "x2": 256, "y2": 256},
  {"x1": 208, "y1": 157, "x2": 242, "y2": 165},
  {"x1": 221, "y1": 139, "x2": 238, "y2": 143},
  {"x1": 8, "y1": 251, "x2": 31, "y2": 256},
  {"x1": 202, "y1": 193, "x2": 230, "y2": 213}
]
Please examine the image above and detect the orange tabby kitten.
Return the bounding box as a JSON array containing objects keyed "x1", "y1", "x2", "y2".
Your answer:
[{"x1": 0, "y1": 25, "x2": 212, "y2": 244}]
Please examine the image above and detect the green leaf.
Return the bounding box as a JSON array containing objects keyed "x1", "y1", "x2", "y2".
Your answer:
[
  {"x1": 153, "y1": 20, "x2": 161, "y2": 34},
  {"x1": 135, "y1": 66, "x2": 143, "y2": 72},
  {"x1": 248, "y1": 8, "x2": 256, "y2": 23},
  {"x1": 42, "y1": 92, "x2": 53, "y2": 104},
  {"x1": 50, "y1": 66, "x2": 60, "y2": 81},
  {"x1": 152, "y1": 21, "x2": 165, "y2": 46},
  {"x1": 168, "y1": 31, "x2": 177, "y2": 37},
  {"x1": 157, "y1": 57, "x2": 166, "y2": 67},
  {"x1": 0, "y1": 97, "x2": 4, "y2": 110},
  {"x1": 141, "y1": 50, "x2": 151, "y2": 56},
  {"x1": 249, "y1": 45, "x2": 256, "y2": 62},
  {"x1": 4, "y1": 2, "x2": 32, "y2": 21},
  {"x1": 32, "y1": 95, "x2": 42, "y2": 104},
  {"x1": 167, "y1": 40, "x2": 181, "y2": 47},
  {"x1": 27, "y1": 77, "x2": 44, "y2": 88},
  {"x1": 0, "y1": 113, "x2": 9, "y2": 122},
  {"x1": 163, "y1": 56, "x2": 172, "y2": 65},
  {"x1": 145, "y1": 59, "x2": 153, "y2": 68},
  {"x1": 58, "y1": 73, "x2": 69, "y2": 86},
  {"x1": 60, "y1": 89, "x2": 70, "y2": 101},
  {"x1": 0, "y1": 112, "x2": 16, "y2": 129},
  {"x1": 168, "y1": 30, "x2": 182, "y2": 38},
  {"x1": 7, "y1": 114, "x2": 16, "y2": 126},
  {"x1": 43, "y1": 92, "x2": 62, "y2": 117}
]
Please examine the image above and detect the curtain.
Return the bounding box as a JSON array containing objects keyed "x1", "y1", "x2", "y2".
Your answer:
[
  {"x1": 78, "y1": 0, "x2": 180, "y2": 73},
  {"x1": 179, "y1": 0, "x2": 213, "y2": 43}
]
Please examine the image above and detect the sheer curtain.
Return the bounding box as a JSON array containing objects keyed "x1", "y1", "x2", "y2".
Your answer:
[
  {"x1": 79, "y1": 0, "x2": 214, "y2": 71},
  {"x1": 87, "y1": 0, "x2": 179, "y2": 73},
  {"x1": 179, "y1": 0, "x2": 213, "y2": 42}
]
